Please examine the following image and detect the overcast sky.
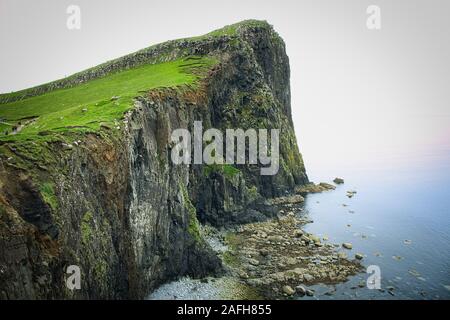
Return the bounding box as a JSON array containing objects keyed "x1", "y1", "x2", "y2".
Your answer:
[{"x1": 1, "y1": 0, "x2": 449, "y2": 180}]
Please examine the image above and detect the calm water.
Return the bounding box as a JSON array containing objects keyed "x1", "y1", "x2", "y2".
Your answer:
[
  {"x1": 149, "y1": 152, "x2": 450, "y2": 300},
  {"x1": 301, "y1": 154, "x2": 450, "y2": 299}
]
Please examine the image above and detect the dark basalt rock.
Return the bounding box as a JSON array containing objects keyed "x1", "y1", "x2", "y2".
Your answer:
[{"x1": 0, "y1": 20, "x2": 308, "y2": 299}]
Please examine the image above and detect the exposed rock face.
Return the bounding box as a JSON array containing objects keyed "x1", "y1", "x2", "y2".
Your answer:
[{"x1": 0, "y1": 20, "x2": 308, "y2": 299}]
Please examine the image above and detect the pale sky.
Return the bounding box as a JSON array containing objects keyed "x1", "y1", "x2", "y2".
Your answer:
[{"x1": 1, "y1": 0, "x2": 449, "y2": 180}]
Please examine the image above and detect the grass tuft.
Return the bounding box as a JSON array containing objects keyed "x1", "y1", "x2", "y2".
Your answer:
[
  {"x1": 203, "y1": 164, "x2": 241, "y2": 181},
  {"x1": 40, "y1": 182, "x2": 58, "y2": 210},
  {"x1": 81, "y1": 211, "x2": 94, "y2": 246},
  {"x1": 180, "y1": 184, "x2": 202, "y2": 243}
]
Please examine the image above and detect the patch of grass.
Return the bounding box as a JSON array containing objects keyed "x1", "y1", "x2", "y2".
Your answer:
[
  {"x1": 224, "y1": 232, "x2": 242, "y2": 248},
  {"x1": 180, "y1": 184, "x2": 202, "y2": 243},
  {"x1": 222, "y1": 232, "x2": 245, "y2": 269},
  {"x1": 222, "y1": 164, "x2": 241, "y2": 178},
  {"x1": 81, "y1": 211, "x2": 94, "y2": 246},
  {"x1": 0, "y1": 121, "x2": 13, "y2": 135},
  {"x1": 203, "y1": 164, "x2": 241, "y2": 180},
  {"x1": 93, "y1": 259, "x2": 108, "y2": 280},
  {"x1": 40, "y1": 182, "x2": 58, "y2": 210},
  {"x1": 0, "y1": 20, "x2": 268, "y2": 105},
  {"x1": 245, "y1": 185, "x2": 259, "y2": 202},
  {"x1": 227, "y1": 282, "x2": 263, "y2": 300},
  {"x1": 186, "y1": 20, "x2": 270, "y2": 41},
  {"x1": 0, "y1": 56, "x2": 216, "y2": 142},
  {"x1": 222, "y1": 251, "x2": 239, "y2": 268}
]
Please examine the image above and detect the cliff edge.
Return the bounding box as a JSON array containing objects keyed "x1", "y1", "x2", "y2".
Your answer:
[{"x1": 0, "y1": 20, "x2": 308, "y2": 299}]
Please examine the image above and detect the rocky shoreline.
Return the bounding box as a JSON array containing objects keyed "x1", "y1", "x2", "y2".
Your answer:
[
  {"x1": 150, "y1": 181, "x2": 364, "y2": 300},
  {"x1": 219, "y1": 188, "x2": 362, "y2": 299}
]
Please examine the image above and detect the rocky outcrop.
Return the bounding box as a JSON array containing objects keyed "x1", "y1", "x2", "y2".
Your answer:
[
  {"x1": 222, "y1": 211, "x2": 362, "y2": 299},
  {"x1": 0, "y1": 20, "x2": 308, "y2": 299}
]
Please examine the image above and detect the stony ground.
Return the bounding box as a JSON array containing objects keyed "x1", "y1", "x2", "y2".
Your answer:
[
  {"x1": 221, "y1": 201, "x2": 362, "y2": 299},
  {"x1": 147, "y1": 276, "x2": 259, "y2": 300},
  {"x1": 150, "y1": 183, "x2": 364, "y2": 300}
]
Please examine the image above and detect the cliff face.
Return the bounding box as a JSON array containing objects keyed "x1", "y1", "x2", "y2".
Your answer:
[{"x1": 0, "y1": 20, "x2": 308, "y2": 299}]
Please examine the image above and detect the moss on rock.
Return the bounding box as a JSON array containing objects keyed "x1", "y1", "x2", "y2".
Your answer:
[
  {"x1": 81, "y1": 211, "x2": 93, "y2": 246},
  {"x1": 39, "y1": 182, "x2": 58, "y2": 210},
  {"x1": 180, "y1": 184, "x2": 202, "y2": 243}
]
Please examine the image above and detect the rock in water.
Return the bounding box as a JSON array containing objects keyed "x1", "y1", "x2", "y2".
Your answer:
[
  {"x1": 333, "y1": 177, "x2": 344, "y2": 184},
  {"x1": 342, "y1": 243, "x2": 353, "y2": 249},
  {"x1": 295, "y1": 285, "x2": 306, "y2": 296},
  {"x1": 306, "y1": 289, "x2": 315, "y2": 297},
  {"x1": 295, "y1": 182, "x2": 335, "y2": 194},
  {"x1": 319, "y1": 182, "x2": 336, "y2": 190}
]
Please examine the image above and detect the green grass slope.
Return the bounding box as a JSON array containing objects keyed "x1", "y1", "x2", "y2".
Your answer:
[
  {"x1": 0, "y1": 20, "x2": 270, "y2": 105},
  {"x1": 0, "y1": 56, "x2": 216, "y2": 142},
  {"x1": 0, "y1": 19, "x2": 272, "y2": 170}
]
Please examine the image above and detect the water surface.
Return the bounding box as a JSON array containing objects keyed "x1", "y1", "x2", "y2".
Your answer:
[{"x1": 301, "y1": 152, "x2": 450, "y2": 299}]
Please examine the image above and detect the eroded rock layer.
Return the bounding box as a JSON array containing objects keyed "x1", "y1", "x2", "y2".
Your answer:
[{"x1": 0, "y1": 20, "x2": 308, "y2": 299}]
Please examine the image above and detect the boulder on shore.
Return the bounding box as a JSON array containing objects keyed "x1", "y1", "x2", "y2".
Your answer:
[
  {"x1": 295, "y1": 285, "x2": 306, "y2": 296},
  {"x1": 282, "y1": 285, "x2": 295, "y2": 296}
]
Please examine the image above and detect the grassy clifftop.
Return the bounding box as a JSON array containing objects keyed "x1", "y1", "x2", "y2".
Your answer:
[
  {"x1": 0, "y1": 56, "x2": 216, "y2": 142},
  {"x1": 0, "y1": 20, "x2": 271, "y2": 104},
  {"x1": 0, "y1": 19, "x2": 279, "y2": 175},
  {"x1": 0, "y1": 20, "x2": 274, "y2": 143}
]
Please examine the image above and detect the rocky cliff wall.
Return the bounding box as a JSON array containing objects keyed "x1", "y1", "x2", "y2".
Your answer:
[{"x1": 0, "y1": 20, "x2": 308, "y2": 299}]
